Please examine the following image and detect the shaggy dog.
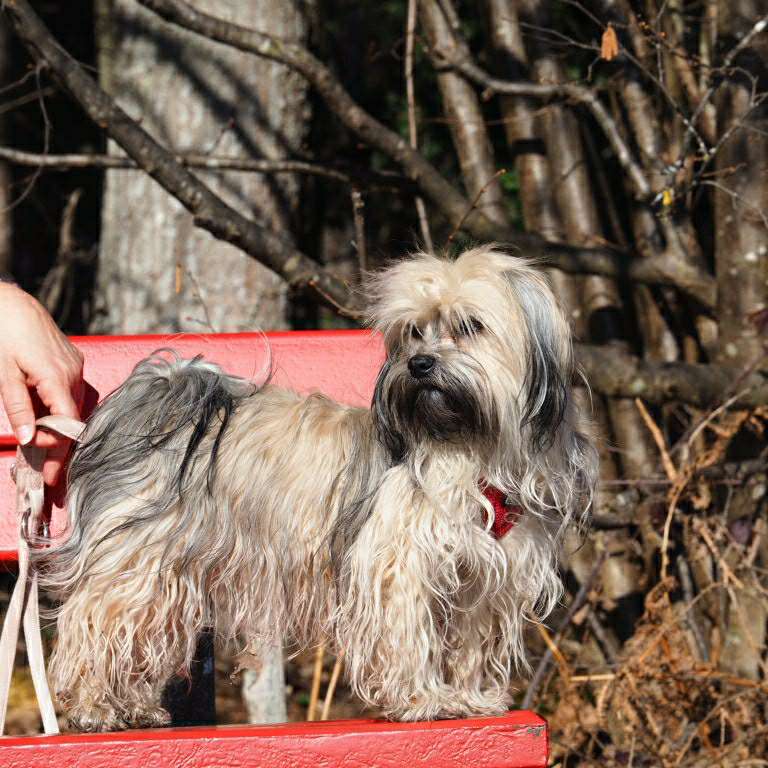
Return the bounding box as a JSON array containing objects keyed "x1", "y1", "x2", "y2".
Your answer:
[{"x1": 38, "y1": 246, "x2": 597, "y2": 731}]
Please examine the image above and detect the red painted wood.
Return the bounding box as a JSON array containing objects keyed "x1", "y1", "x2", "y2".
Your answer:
[
  {"x1": 0, "y1": 331, "x2": 384, "y2": 446},
  {"x1": 0, "y1": 712, "x2": 548, "y2": 767},
  {"x1": 0, "y1": 331, "x2": 384, "y2": 561}
]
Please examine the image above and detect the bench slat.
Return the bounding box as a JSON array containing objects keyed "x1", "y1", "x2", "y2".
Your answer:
[
  {"x1": 0, "y1": 712, "x2": 548, "y2": 767},
  {"x1": 0, "y1": 331, "x2": 384, "y2": 560},
  {"x1": 0, "y1": 331, "x2": 384, "y2": 446}
]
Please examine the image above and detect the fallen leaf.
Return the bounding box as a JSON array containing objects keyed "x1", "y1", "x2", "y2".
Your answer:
[{"x1": 601, "y1": 24, "x2": 619, "y2": 61}]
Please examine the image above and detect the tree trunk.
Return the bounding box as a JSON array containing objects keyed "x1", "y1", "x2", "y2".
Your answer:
[
  {"x1": 92, "y1": 0, "x2": 310, "y2": 335},
  {"x1": 420, "y1": 0, "x2": 507, "y2": 226},
  {"x1": 241, "y1": 644, "x2": 286, "y2": 724},
  {"x1": 93, "y1": 0, "x2": 310, "y2": 721},
  {"x1": 715, "y1": 2, "x2": 768, "y2": 369},
  {"x1": 713, "y1": 0, "x2": 768, "y2": 681}
]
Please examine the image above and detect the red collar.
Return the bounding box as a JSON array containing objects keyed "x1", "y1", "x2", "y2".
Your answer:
[{"x1": 482, "y1": 486, "x2": 523, "y2": 539}]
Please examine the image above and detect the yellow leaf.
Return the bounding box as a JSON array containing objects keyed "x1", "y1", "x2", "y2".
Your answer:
[{"x1": 601, "y1": 24, "x2": 619, "y2": 61}]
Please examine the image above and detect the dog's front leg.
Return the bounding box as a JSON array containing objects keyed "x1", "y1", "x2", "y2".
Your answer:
[{"x1": 335, "y1": 468, "x2": 472, "y2": 721}]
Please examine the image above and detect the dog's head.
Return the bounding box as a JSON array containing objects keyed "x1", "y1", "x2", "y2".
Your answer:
[
  {"x1": 368, "y1": 245, "x2": 570, "y2": 458},
  {"x1": 367, "y1": 246, "x2": 596, "y2": 519}
]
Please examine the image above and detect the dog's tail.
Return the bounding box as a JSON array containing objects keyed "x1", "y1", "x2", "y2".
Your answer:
[{"x1": 36, "y1": 352, "x2": 258, "y2": 598}]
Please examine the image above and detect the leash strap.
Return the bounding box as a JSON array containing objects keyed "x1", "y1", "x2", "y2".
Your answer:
[{"x1": 0, "y1": 415, "x2": 84, "y2": 736}]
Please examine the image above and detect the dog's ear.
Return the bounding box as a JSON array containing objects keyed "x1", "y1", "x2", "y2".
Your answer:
[
  {"x1": 504, "y1": 261, "x2": 598, "y2": 529},
  {"x1": 507, "y1": 266, "x2": 571, "y2": 453}
]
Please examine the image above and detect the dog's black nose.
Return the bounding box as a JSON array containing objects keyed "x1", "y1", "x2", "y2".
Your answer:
[{"x1": 408, "y1": 354, "x2": 436, "y2": 378}]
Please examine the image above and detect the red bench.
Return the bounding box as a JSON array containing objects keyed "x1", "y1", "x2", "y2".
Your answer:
[{"x1": 0, "y1": 331, "x2": 548, "y2": 767}]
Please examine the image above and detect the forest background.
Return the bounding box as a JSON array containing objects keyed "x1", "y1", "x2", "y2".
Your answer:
[{"x1": 1, "y1": 1, "x2": 768, "y2": 765}]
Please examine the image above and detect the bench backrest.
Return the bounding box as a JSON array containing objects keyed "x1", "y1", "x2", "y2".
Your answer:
[{"x1": 0, "y1": 331, "x2": 384, "y2": 561}]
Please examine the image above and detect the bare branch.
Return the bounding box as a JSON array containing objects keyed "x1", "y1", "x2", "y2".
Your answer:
[
  {"x1": 350, "y1": 188, "x2": 367, "y2": 273},
  {"x1": 0, "y1": 145, "x2": 414, "y2": 190},
  {"x1": 446, "y1": 168, "x2": 508, "y2": 245},
  {"x1": 426, "y1": 26, "x2": 654, "y2": 201},
  {"x1": 3, "y1": 0, "x2": 362, "y2": 317},
  {"x1": 576, "y1": 344, "x2": 768, "y2": 407},
  {"x1": 134, "y1": 0, "x2": 501, "y2": 240},
  {"x1": 404, "y1": 0, "x2": 433, "y2": 252},
  {"x1": 544, "y1": 247, "x2": 715, "y2": 311}
]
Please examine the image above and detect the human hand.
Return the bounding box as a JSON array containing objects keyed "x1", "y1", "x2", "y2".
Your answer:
[{"x1": 0, "y1": 283, "x2": 84, "y2": 485}]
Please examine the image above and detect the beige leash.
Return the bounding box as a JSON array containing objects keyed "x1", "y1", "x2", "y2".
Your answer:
[{"x1": 0, "y1": 415, "x2": 85, "y2": 736}]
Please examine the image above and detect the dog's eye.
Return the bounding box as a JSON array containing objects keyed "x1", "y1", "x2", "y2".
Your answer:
[
  {"x1": 410, "y1": 324, "x2": 423, "y2": 339},
  {"x1": 456, "y1": 317, "x2": 484, "y2": 337}
]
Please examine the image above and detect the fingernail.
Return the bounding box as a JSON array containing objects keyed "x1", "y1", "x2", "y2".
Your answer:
[{"x1": 17, "y1": 425, "x2": 35, "y2": 445}]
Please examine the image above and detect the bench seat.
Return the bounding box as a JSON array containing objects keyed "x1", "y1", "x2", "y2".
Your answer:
[{"x1": 1, "y1": 712, "x2": 548, "y2": 767}]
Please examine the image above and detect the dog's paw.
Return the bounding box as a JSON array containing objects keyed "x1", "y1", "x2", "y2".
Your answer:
[
  {"x1": 445, "y1": 690, "x2": 509, "y2": 719},
  {"x1": 391, "y1": 688, "x2": 509, "y2": 721},
  {"x1": 67, "y1": 704, "x2": 127, "y2": 733},
  {"x1": 124, "y1": 705, "x2": 171, "y2": 729}
]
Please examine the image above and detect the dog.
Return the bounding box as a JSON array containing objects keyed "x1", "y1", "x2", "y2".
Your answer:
[{"x1": 37, "y1": 246, "x2": 597, "y2": 731}]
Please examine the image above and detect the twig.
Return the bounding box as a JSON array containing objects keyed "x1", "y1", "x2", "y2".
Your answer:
[
  {"x1": 58, "y1": 187, "x2": 81, "y2": 256},
  {"x1": 0, "y1": 84, "x2": 56, "y2": 117},
  {"x1": 405, "y1": 0, "x2": 434, "y2": 253},
  {"x1": 446, "y1": 168, "x2": 507, "y2": 244},
  {"x1": 307, "y1": 643, "x2": 325, "y2": 722},
  {"x1": 677, "y1": 554, "x2": 710, "y2": 662},
  {"x1": 1, "y1": 64, "x2": 50, "y2": 216},
  {"x1": 536, "y1": 623, "x2": 571, "y2": 681},
  {"x1": 695, "y1": 519, "x2": 745, "y2": 590},
  {"x1": 350, "y1": 189, "x2": 367, "y2": 274},
  {"x1": 185, "y1": 268, "x2": 218, "y2": 333},
  {"x1": 521, "y1": 551, "x2": 607, "y2": 708},
  {"x1": 586, "y1": 612, "x2": 619, "y2": 664},
  {"x1": 0, "y1": 145, "x2": 413, "y2": 190},
  {"x1": 635, "y1": 398, "x2": 678, "y2": 481},
  {"x1": 661, "y1": 477, "x2": 688, "y2": 580},
  {"x1": 306, "y1": 276, "x2": 359, "y2": 319},
  {"x1": 672, "y1": 356, "x2": 766, "y2": 458},
  {"x1": 320, "y1": 653, "x2": 344, "y2": 721},
  {"x1": 683, "y1": 389, "x2": 751, "y2": 459},
  {"x1": 37, "y1": 187, "x2": 84, "y2": 319}
]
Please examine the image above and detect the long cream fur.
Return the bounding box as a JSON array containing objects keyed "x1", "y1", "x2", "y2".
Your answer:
[{"x1": 37, "y1": 246, "x2": 597, "y2": 731}]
